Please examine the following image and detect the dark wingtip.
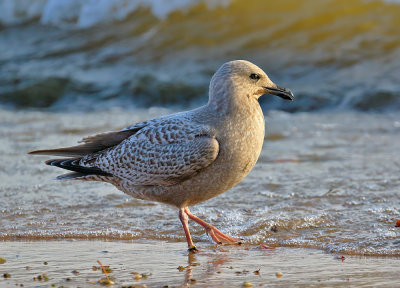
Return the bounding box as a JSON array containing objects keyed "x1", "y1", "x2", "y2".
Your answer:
[
  {"x1": 45, "y1": 159, "x2": 60, "y2": 166},
  {"x1": 45, "y1": 158, "x2": 113, "y2": 177}
]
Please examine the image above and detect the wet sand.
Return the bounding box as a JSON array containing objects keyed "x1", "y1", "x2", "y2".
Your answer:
[{"x1": 1, "y1": 240, "x2": 399, "y2": 288}]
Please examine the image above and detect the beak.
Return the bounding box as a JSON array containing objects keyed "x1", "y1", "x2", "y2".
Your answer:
[{"x1": 263, "y1": 85, "x2": 294, "y2": 101}]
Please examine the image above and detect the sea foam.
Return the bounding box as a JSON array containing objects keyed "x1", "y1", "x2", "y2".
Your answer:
[{"x1": 0, "y1": 0, "x2": 231, "y2": 28}]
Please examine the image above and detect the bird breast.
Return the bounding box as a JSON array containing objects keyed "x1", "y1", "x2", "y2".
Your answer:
[{"x1": 215, "y1": 102, "x2": 265, "y2": 181}]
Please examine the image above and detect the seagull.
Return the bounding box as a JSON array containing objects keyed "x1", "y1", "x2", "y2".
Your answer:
[{"x1": 29, "y1": 60, "x2": 294, "y2": 251}]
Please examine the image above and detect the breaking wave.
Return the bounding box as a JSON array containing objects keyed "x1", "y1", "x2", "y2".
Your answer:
[{"x1": 0, "y1": 0, "x2": 399, "y2": 111}]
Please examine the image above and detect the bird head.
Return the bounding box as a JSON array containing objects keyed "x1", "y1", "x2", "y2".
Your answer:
[{"x1": 209, "y1": 60, "x2": 294, "y2": 105}]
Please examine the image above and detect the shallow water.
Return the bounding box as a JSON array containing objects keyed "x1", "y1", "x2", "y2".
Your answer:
[{"x1": 1, "y1": 108, "x2": 399, "y2": 256}]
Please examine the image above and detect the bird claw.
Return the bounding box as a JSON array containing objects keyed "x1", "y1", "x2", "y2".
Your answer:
[
  {"x1": 208, "y1": 227, "x2": 242, "y2": 245},
  {"x1": 183, "y1": 207, "x2": 243, "y2": 248},
  {"x1": 188, "y1": 246, "x2": 198, "y2": 252}
]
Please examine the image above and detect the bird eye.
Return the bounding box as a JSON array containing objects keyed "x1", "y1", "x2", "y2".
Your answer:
[{"x1": 249, "y1": 73, "x2": 260, "y2": 81}]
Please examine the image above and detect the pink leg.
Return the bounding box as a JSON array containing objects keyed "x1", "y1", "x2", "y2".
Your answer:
[
  {"x1": 184, "y1": 207, "x2": 242, "y2": 245},
  {"x1": 179, "y1": 208, "x2": 197, "y2": 251},
  {"x1": 260, "y1": 244, "x2": 276, "y2": 250}
]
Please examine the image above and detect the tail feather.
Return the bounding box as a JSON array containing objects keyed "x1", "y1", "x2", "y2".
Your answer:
[
  {"x1": 29, "y1": 127, "x2": 143, "y2": 180},
  {"x1": 46, "y1": 158, "x2": 113, "y2": 177}
]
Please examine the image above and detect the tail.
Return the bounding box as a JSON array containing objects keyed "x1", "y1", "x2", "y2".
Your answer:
[
  {"x1": 45, "y1": 158, "x2": 113, "y2": 180},
  {"x1": 29, "y1": 129, "x2": 140, "y2": 180}
]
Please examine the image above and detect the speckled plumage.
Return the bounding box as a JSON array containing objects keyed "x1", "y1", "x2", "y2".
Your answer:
[
  {"x1": 80, "y1": 118, "x2": 219, "y2": 188},
  {"x1": 30, "y1": 60, "x2": 294, "y2": 249}
]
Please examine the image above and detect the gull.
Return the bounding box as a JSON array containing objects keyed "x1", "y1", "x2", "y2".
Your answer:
[{"x1": 29, "y1": 60, "x2": 294, "y2": 251}]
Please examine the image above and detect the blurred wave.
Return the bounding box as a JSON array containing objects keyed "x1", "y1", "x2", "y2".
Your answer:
[
  {"x1": 0, "y1": 0, "x2": 231, "y2": 27},
  {"x1": 0, "y1": 0, "x2": 399, "y2": 111}
]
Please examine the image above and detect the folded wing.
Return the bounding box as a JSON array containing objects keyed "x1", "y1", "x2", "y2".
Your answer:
[
  {"x1": 80, "y1": 120, "x2": 219, "y2": 186},
  {"x1": 30, "y1": 117, "x2": 220, "y2": 186}
]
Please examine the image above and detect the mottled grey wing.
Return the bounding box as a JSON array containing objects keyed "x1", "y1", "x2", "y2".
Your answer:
[{"x1": 80, "y1": 122, "x2": 219, "y2": 186}]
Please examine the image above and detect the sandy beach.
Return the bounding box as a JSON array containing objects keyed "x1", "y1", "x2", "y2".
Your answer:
[{"x1": 1, "y1": 240, "x2": 400, "y2": 288}]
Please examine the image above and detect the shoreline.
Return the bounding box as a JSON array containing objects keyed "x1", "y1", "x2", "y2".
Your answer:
[
  {"x1": 2, "y1": 238, "x2": 400, "y2": 258},
  {"x1": 1, "y1": 240, "x2": 399, "y2": 287}
]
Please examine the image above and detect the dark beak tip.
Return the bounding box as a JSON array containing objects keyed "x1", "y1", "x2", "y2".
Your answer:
[{"x1": 264, "y1": 86, "x2": 295, "y2": 101}]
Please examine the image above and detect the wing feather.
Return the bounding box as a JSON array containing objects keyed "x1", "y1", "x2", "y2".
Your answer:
[
  {"x1": 29, "y1": 127, "x2": 144, "y2": 157},
  {"x1": 80, "y1": 120, "x2": 219, "y2": 186}
]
